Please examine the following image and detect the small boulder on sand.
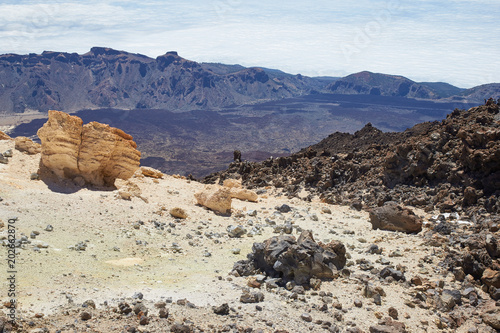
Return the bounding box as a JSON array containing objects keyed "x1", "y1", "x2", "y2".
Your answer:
[
  {"x1": 170, "y1": 207, "x2": 188, "y2": 219},
  {"x1": 194, "y1": 187, "x2": 232, "y2": 215},
  {"x1": 140, "y1": 166, "x2": 164, "y2": 179},
  {"x1": 222, "y1": 178, "x2": 258, "y2": 202},
  {"x1": 368, "y1": 202, "x2": 422, "y2": 233}
]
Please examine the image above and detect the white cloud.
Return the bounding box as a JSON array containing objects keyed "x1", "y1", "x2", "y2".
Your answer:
[{"x1": 0, "y1": 0, "x2": 498, "y2": 87}]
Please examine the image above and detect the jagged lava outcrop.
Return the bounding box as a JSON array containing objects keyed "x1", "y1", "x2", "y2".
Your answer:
[
  {"x1": 37, "y1": 110, "x2": 140, "y2": 186},
  {"x1": 204, "y1": 101, "x2": 500, "y2": 215}
]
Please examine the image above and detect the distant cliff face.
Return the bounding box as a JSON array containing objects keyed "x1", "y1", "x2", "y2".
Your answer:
[{"x1": 0, "y1": 47, "x2": 318, "y2": 114}]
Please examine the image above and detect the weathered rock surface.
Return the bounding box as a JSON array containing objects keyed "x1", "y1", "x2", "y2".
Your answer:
[
  {"x1": 37, "y1": 110, "x2": 141, "y2": 186},
  {"x1": 233, "y1": 230, "x2": 346, "y2": 285},
  {"x1": 368, "y1": 202, "x2": 422, "y2": 233},
  {"x1": 194, "y1": 187, "x2": 232, "y2": 214},
  {"x1": 222, "y1": 178, "x2": 258, "y2": 202},
  {"x1": 229, "y1": 188, "x2": 258, "y2": 202},
  {"x1": 170, "y1": 207, "x2": 188, "y2": 219},
  {"x1": 14, "y1": 136, "x2": 41, "y2": 154},
  {"x1": 0, "y1": 131, "x2": 11, "y2": 140},
  {"x1": 140, "y1": 166, "x2": 163, "y2": 179}
]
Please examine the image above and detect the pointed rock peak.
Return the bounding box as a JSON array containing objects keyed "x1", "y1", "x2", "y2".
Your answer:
[{"x1": 354, "y1": 123, "x2": 383, "y2": 138}]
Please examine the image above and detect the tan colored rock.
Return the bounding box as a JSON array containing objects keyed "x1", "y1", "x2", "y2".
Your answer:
[
  {"x1": 230, "y1": 188, "x2": 258, "y2": 202},
  {"x1": 481, "y1": 268, "x2": 500, "y2": 288},
  {"x1": 223, "y1": 178, "x2": 242, "y2": 188},
  {"x1": 140, "y1": 166, "x2": 163, "y2": 179},
  {"x1": 37, "y1": 110, "x2": 141, "y2": 186},
  {"x1": 14, "y1": 136, "x2": 41, "y2": 154},
  {"x1": 115, "y1": 179, "x2": 147, "y2": 202},
  {"x1": 222, "y1": 178, "x2": 258, "y2": 202},
  {"x1": 0, "y1": 131, "x2": 11, "y2": 140},
  {"x1": 170, "y1": 207, "x2": 188, "y2": 219},
  {"x1": 194, "y1": 187, "x2": 232, "y2": 215}
]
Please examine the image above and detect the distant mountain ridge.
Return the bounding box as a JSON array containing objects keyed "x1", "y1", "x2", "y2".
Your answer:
[
  {"x1": 0, "y1": 47, "x2": 323, "y2": 114},
  {"x1": 0, "y1": 47, "x2": 498, "y2": 114},
  {"x1": 326, "y1": 71, "x2": 500, "y2": 102}
]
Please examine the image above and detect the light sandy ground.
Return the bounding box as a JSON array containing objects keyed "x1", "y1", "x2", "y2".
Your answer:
[{"x1": 0, "y1": 139, "x2": 492, "y2": 332}]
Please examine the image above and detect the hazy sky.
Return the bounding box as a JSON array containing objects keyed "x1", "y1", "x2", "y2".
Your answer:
[{"x1": 0, "y1": 0, "x2": 498, "y2": 88}]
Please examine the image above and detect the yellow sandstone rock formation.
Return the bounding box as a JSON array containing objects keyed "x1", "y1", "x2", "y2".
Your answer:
[
  {"x1": 194, "y1": 187, "x2": 232, "y2": 215},
  {"x1": 222, "y1": 178, "x2": 258, "y2": 202},
  {"x1": 37, "y1": 110, "x2": 141, "y2": 186},
  {"x1": 14, "y1": 136, "x2": 41, "y2": 154},
  {"x1": 0, "y1": 131, "x2": 11, "y2": 140}
]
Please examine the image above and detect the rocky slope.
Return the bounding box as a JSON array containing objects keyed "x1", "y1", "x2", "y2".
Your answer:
[
  {"x1": 0, "y1": 47, "x2": 325, "y2": 114},
  {"x1": 204, "y1": 100, "x2": 500, "y2": 216}
]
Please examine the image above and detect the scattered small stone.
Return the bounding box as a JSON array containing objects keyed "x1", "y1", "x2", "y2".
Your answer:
[
  {"x1": 133, "y1": 303, "x2": 148, "y2": 316},
  {"x1": 388, "y1": 307, "x2": 398, "y2": 319},
  {"x1": 247, "y1": 210, "x2": 257, "y2": 216},
  {"x1": 240, "y1": 291, "x2": 264, "y2": 303},
  {"x1": 301, "y1": 313, "x2": 313, "y2": 322},
  {"x1": 45, "y1": 225, "x2": 53, "y2": 232},
  {"x1": 154, "y1": 301, "x2": 166, "y2": 309},
  {"x1": 133, "y1": 292, "x2": 144, "y2": 299},
  {"x1": 118, "y1": 302, "x2": 132, "y2": 314},
  {"x1": 227, "y1": 225, "x2": 247, "y2": 238},
  {"x1": 170, "y1": 207, "x2": 188, "y2": 219},
  {"x1": 159, "y1": 308, "x2": 169, "y2": 318},
  {"x1": 321, "y1": 207, "x2": 332, "y2": 214},
  {"x1": 83, "y1": 300, "x2": 96, "y2": 309},
  {"x1": 231, "y1": 248, "x2": 241, "y2": 255},
  {"x1": 367, "y1": 244, "x2": 382, "y2": 254},
  {"x1": 139, "y1": 315, "x2": 149, "y2": 325},
  {"x1": 380, "y1": 267, "x2": 405, "y2": 282},
  {"x1": 80, "y1": 311, "x2": 91, "y2": 321},
  {"x1": 276, "y1": 204, "x2": 292, "y2": 213},
  {"x1": 213, "y1": 303, "x2": 230, "y2": 315},
  {"x1": 30, "y1": 172, "x2": 39, "y2": 180},
  {"x1": 354, "y1": 300, "x2": 363, "y2": 308},
  {"x1": 170, "y1": 323, "x2": 193, "y2": 333}
]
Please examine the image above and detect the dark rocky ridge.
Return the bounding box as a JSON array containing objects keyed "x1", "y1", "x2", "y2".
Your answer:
[
  {"x1": 0, "y1": 47, "x2": 325, "y2": 113},
  {"x1": 204, "y1": 100, "x2": 500, "y2": 216}
]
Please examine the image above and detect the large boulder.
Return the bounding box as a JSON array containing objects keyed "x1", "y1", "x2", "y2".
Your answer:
[
  {"x1": 37, "y1": 110, "x2": 141, "y2": 186},
  {"x1": 233, "y1": 230, "x2": 346, "y2": 285},
  {"x1": 194, "y1": 187, "x2": 232, "y2": 214},
  {"x1": 368, "y1": 202, "x2": 422, "y2": 233}
]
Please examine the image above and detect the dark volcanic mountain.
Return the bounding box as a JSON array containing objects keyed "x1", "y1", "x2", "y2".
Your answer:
[
  {"x1": 326, "y1": 71, "x2": 440, "y2": 99},
  {"x1": 326, "y1": 71, "x2": 500, "y2": 102},
  {"x1": 0, "y1": 47, "x2": 326, "y2": 114}
]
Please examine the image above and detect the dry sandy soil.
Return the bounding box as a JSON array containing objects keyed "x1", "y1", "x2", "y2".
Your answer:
[{"x1": 0, "y1": 138, "x2": 496, "y2": 333}]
